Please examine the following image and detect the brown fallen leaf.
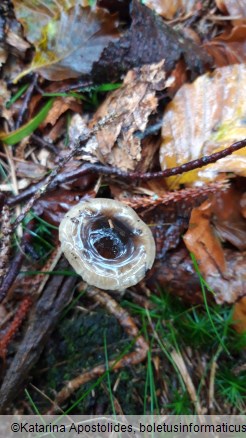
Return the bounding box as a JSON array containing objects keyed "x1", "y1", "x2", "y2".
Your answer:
[
  {"x1": 16, "y1": 161, "x2": 47, "y2": 181},
  {"x1": 183, "y1": 200, "x2": 226, "y2": 278},
  {"x1": 215, "y1": 0, "x2": 246, "y2": 25},
  {"x1": 240, "y1": 193, "x2": 246, "y2": 217},
  {"x1": 211, "y1": 186, "x2": 246, "y2": 250},
  {"x1": 145, "y1": 0, "x2": 198, "y2": 20},
  {"x1": 183, "y1": 192, "x2": 246, "y2": 304},
  {"x1": 159, "y1": 64, "x2": 246, "y2": 188},
  {"x1": 13, "y1": 0, "x2": 211, "y2": 83},
  {"x1": 12, "y1": 0, "x2": 90, "y2": 45},
  {"x1": 233, "y1": 296, "x2": 246, "y2": 333},
  {"x1": 147, "y1": 246, "x2": 246, "y2": 305},
  {"x1": 206, "y1": 251, "x2": 246, "y2": 304},
  {"x1": 13, "y1": 1, "x2": 120, "y2": 81},
  {"x1": 81, "y1": 61, "x2": 166, "y2": 171},
  {"x1": 42, "y1": 97, "x2": 82, "y2": 127},
  {"x1": 204, "y1": 25, "x2": 246, "y2": 67}
]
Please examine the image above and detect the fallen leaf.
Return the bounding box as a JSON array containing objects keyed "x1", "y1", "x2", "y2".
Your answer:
[
  {"x1": 201, "y1": 155, "x2": 246, "y2": 178},
  {"x1": 13, "y1": 1, "x2": 120, "y2": 81},
  {"x1": 81, "y1": 61, "x2": 166, "y2": 171},
  {"x1": 183, "y1": 192, "x2": 246, "y2": 304},
  {"x1": 183, "y1": 200, "x2": 226, "y2": 278},
  {"x1": 240, "y1": 193, "x2": 246, "y2": 217},
  {"x1": 215, "y1": 0, "x2": 246, "y2": 25},
  {"x1": 211, "y1": 186, "x2": 246, "y2": 251},
  {"x1": 146, "y1": 247, "x2": 206, "y2": 305},
  {"x1": 206, "y1": 249, "x2": 246, "y2": 304},
  {"x1": 36, "y1": 189, "x2": 93, "y2": 226},
  {"x1": 204, "y1": 25, "x2": 246, "y2": 67},
  {"x1": 147, "y1": 246, "x2": 246, "y2": 304},
  {"x1": 12, "y1": 0, "x2": 90, "y2": 45},
  {"x1": 13, "y1": 0, "x2": 211, "y2": 84},
  {"x1": 145, "y1": 0, "x2": 198, "y2": 20},
  {"x1": 233, "y1": 296, "x2": 246, "y2": 333},
  {"x1": 16, "y1": 161, "x2": 47, "y2": 181},
  {"x1": 41, "y1": 97, "x2": 82, "y2": 127},
  {"x1": 159, "y1": 64, "x2": 246, "y2": 188}
]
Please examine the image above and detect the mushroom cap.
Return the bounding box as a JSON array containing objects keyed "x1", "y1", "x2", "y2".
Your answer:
[{"x1": 59, "y1": 198, "x2": 156, "y2": 290}]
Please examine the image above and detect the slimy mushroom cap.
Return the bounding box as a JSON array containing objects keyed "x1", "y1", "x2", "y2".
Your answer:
[{"x1": 59, "y1": 198, "x2": 156, "y2": 290}]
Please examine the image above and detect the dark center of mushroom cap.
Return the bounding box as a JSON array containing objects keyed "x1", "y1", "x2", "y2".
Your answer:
[
  {"x1": 59, "y1": 198, "x2": 156, "y2": 290},
  {"x1": 81, "y1": 211, "x2": 142, "y2": 261}
]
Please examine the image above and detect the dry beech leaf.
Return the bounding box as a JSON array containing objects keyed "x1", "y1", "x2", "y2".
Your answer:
[
  {"x1": 183, "y1": 200, "x2": 226, "y2": 278},
  {"x1": 215, "y1": 0, "x2": 246, "y2": 24},
  {"x1": 206, "y1": 251, "x2": 246, "y2": 304},
  {"x1": 241, "y1": 193, "x2": 246, "y2": 217},
  {"x1": 204, "y1": 25, "x2": 246, "y2": 67},
  {"x1": 212, "y1": 187, "x2": 246, "y2": 251},
  {"x1": 80, "y1": 61, "x2": 166, "y2": 171},
  {"x1": 183, "y1": 195, "x2": 246, "y2": 304},
  {"x1": 160, "y1": 64, "x2": 246, "y2": 188},
  {"x1": 145, "y1": 0, "x2": 198, "y2": 20},
  {"x1": 148, "y1": 246, "x2": 246, "y2": 304},
  {"x1": 42, "y1": 97, "x2": 82, "y2": 127},
  {"x1": 16, "y1": 161, "x2": 47, "y2": 181},
  {"x1": 13, "y1": 0, "x2": 90, "y2": 44},
  {"x1": 13, "y1": 1, "x2": 120, "y2": 81},
  {"x1": 233, "y1": 296, "x2": 246, "y2": 333}
]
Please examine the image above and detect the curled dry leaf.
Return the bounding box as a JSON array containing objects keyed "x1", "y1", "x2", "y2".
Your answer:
[
  {"x1": 13, "y1": 1, "x2": 120, "y2": 81},
  {"x1": 81, "y1": 61, "x2": 166, "y2": 171},
  {"x1": 148, "y1": 247, "x2": 246, "y2": 304},
  {"x1": 215, "y1": 0, "x2": 246, "y2": 24},
  {"x1": 160, "y1": 64, "x2": 246, "y2": 188},
  {"x1": 145, "y1": 0, "x2": 198, "y2": 20},
  {"x1": 206, "y1": 250, "x2": 246, "y2": 304},
  {"x1": 183, "y1": 200, "x2": 226, "y2": 278},
  {"x1": 12, "y1": 0, "x2": 90, "y2": 44},
  {"x1": 241, "y1": 193, "x2": 246, "y2": 217},
  {"x1": 211, "y1": 186, "x2": 246, "y2": 251},
  {"x1": 16, "y1": 161, "x2": 47, "y2": 181},
  {"x1": 183, "y1": 191, "x2": 246, "y2": 304},
  {"x1": 36, "y1": 189, "x2": 94, "y2": 226},
  {"x1": 233, "y1": 296, "x2": 246, "y2": 333},
  {"x1": 204, "y1": 25, "x2": 246, "y2": 67},
  {"x1": 42, "y1": 97, "x2": 82, "y2": 127}
]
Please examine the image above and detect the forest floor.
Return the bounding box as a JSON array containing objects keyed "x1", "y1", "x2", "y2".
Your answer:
[{"x1": 0, "y1": 0, "x2": 245, "y2": 415}]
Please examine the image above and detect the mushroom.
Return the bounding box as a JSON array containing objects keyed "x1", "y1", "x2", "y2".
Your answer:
[{"x1": 59, "y1": 198, "x2": 156, "y2": 290}]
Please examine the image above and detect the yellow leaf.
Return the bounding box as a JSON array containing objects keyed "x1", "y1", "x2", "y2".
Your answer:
[
  {"x1": 160, "y1": 64, "x2": 246, "y2": 188},
  {"x1": 13, "y1": 0, "x2": 119, "y2": 82}
]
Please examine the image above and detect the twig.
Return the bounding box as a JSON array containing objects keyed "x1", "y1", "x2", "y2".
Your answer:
[
  {"x1": 15, "y1": 74, "x2": 38, "y2": 129},
  {"x1": 0, "y1": 206, "x2": 11, "y2": 280},
  {"x1": 57, "y1": 80, "x2": 93, "y2": 93},
  {"x1": 31, "y1": 134, "x2": 59, "y2": 155},
  {"x1": 0, "y1": 221, "x2": 35, "y2": 303},
  {"x1": 3, "y1": 145, "x2": 22, "y2": 238},
  {"x1": 6, "y1": 138, "x2": 246, "y2": 230},
  {"x1": 123, "y1": 181, "x2": 228, "y2": 210},
  {"x1": 48, "y1": 286, "x2": 149, "y2": 413},
  {"x1": 171, "y1": 349, "x2": 204, "y2": 417},
  {"x1": 0, "y1": 295, "x2": 32, "y2": 360},
  {"x1": 208, "y1": 359, "x2": 217, "y2": 413}
]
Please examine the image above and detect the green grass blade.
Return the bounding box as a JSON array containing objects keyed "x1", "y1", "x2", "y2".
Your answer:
[
  {"x1": 5, "y1": 84, "x2": 29, "y2": 109},
  {"x1": 190, "y1": 252, "x2": 230, "y2": 355},
  {"x1": 0, "y1": 98, "x2": 54, "y2": 145}
]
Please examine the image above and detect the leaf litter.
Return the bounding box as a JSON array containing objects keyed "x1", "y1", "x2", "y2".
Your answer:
[{"x1": 0, "y1": 0, "x2": 246, "y2": 414}]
